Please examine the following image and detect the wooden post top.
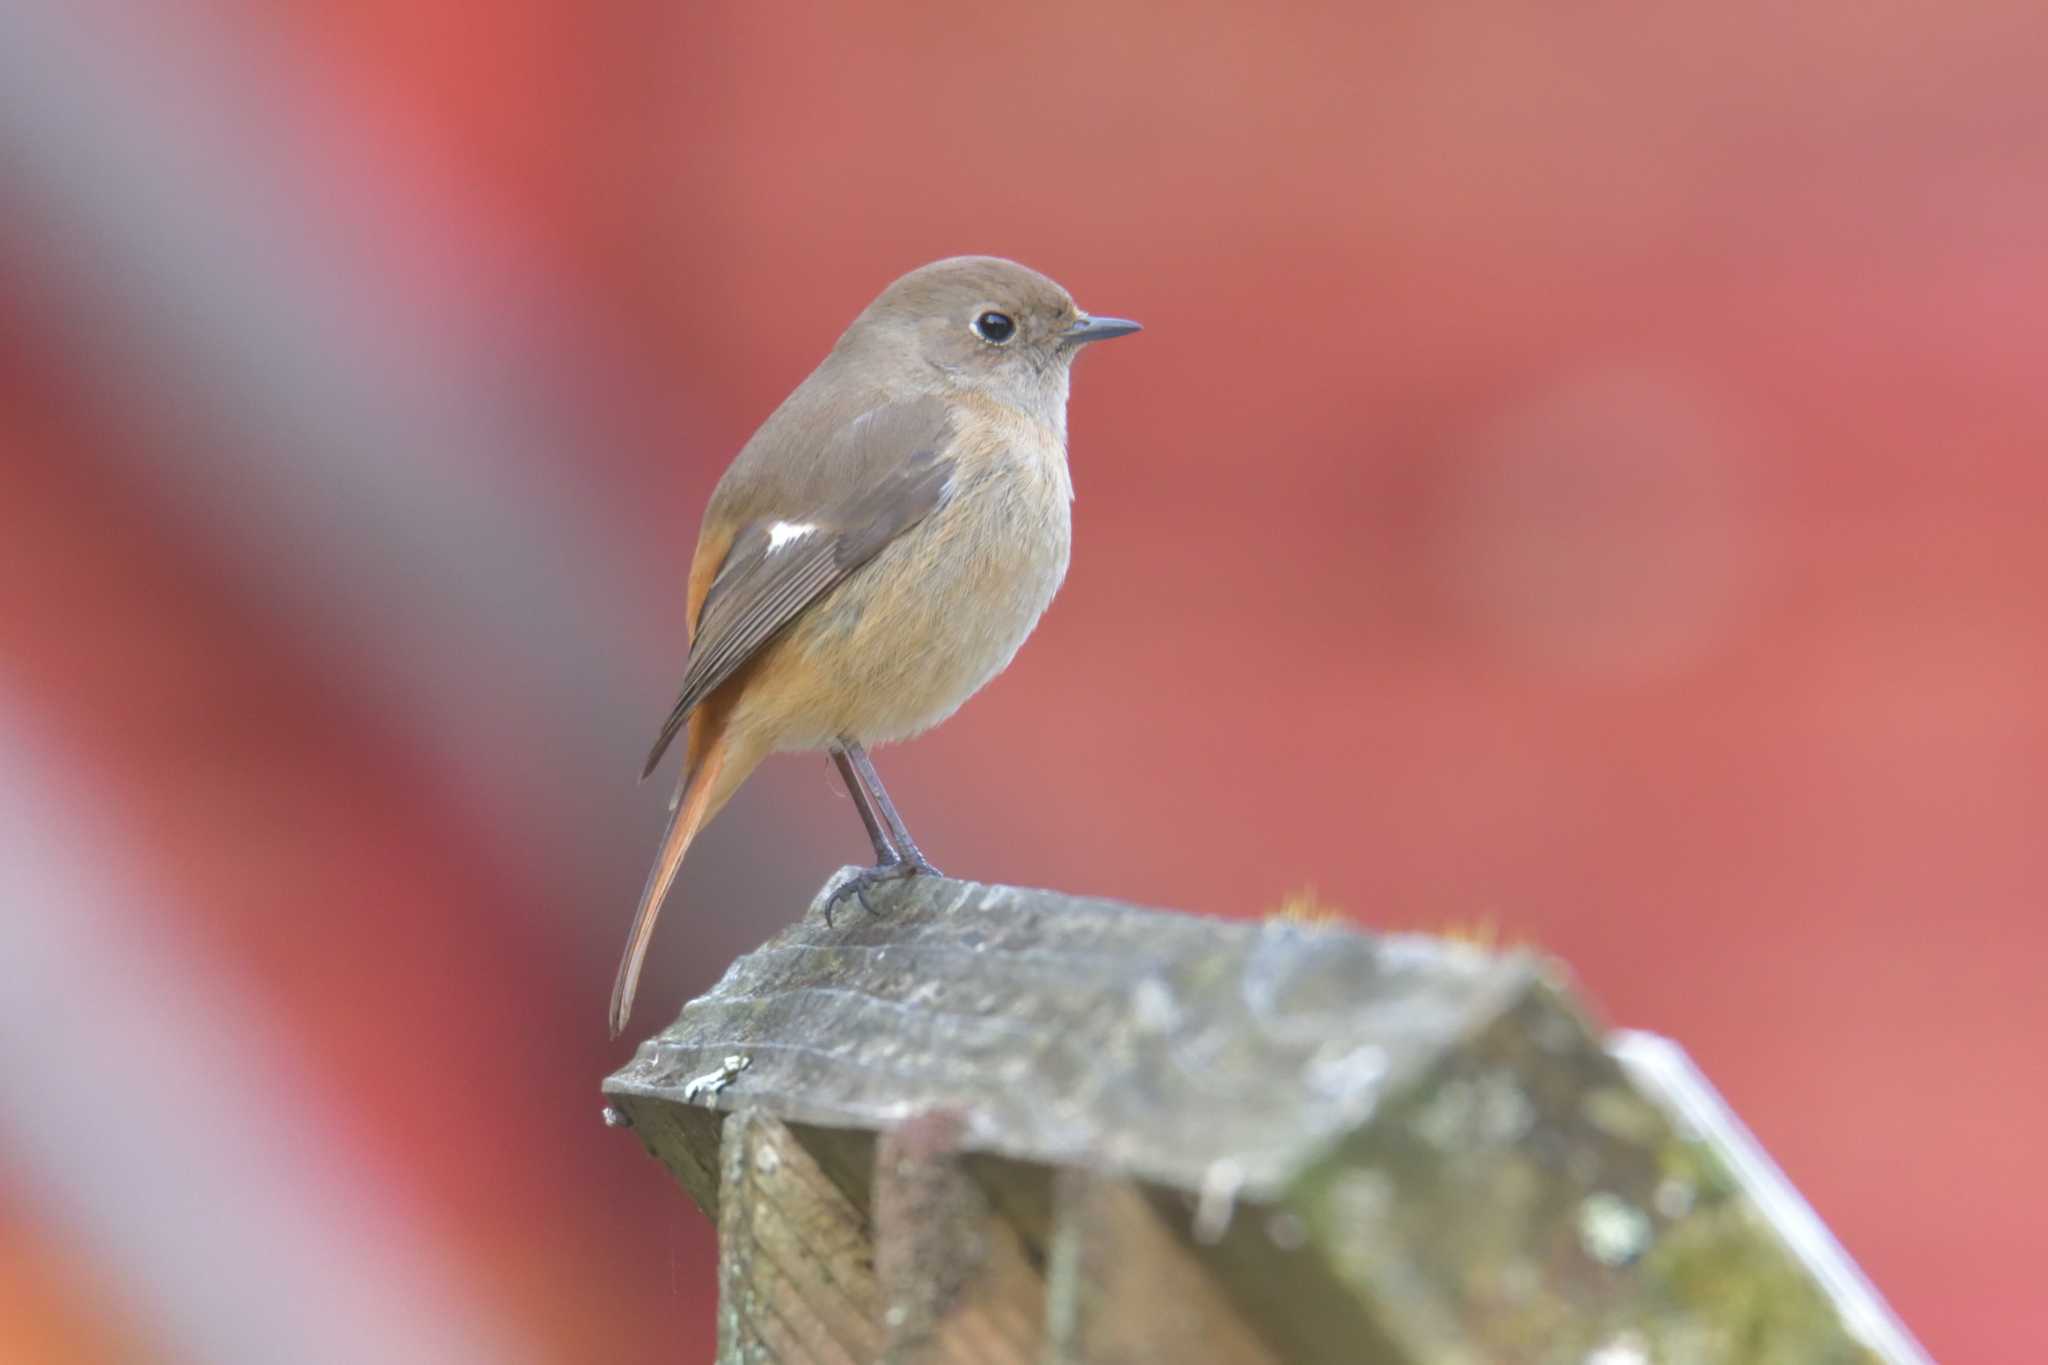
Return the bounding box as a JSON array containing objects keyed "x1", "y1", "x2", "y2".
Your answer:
[{"x1": 603, "y1": 873, "x2": 1926, "y2": 1365}]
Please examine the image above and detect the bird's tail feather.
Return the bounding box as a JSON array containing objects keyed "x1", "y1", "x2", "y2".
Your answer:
[{"x1": 609, "y1": 733, "x2": 729, "y2": 1038}]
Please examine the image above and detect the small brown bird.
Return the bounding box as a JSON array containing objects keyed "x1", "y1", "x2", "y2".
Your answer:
[{"x1": 611, "y1": 256, "x2": 1139, "y2": 1035}]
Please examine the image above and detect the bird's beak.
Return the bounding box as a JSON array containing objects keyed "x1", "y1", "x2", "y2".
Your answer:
[{"x1": 1064, "y1": 314, "x2": 1142, "y2": 345}]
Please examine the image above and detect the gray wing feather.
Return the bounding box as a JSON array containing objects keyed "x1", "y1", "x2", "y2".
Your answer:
[{"x1": 640, "y1": 401, "x2": 955, "y2": 778}]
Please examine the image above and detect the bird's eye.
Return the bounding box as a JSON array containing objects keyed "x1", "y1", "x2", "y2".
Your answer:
[{"x1": 973, "y1": 310, "x2": 1016, "y2": 344}]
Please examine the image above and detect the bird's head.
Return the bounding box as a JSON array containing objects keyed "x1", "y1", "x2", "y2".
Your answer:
[{"x1": 843, "y1": 255, "x2": 1139, "y2": 422}]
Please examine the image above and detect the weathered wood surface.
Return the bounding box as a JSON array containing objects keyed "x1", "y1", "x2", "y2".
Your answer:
[
  {"x1": 871, "y1": 1109, "x2": 1041, "y2": 1363},
  {"x1": 1045, "y1": 1170, "x2": 1278, "y2": 1365},
  {"x1": 607, "y1": 873, "x2": 1513, "y2": 1197},
  {"x1": 716, "y1": 1108, "x2": 881, "y2": 1362},
  {"x1": 604, "y1": 873, "x2": 1928, "y2": 1365}
]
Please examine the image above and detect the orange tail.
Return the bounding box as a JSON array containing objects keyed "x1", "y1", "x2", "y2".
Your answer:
[{"x1": 609, "y1": 732, "x2": 729, "y2": 1038}]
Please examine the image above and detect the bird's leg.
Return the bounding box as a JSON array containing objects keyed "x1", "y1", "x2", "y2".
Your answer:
[
  {"x1": 845, "y1": 742, "x2": 941, "y2": 876},
  {"x1": 824, "y1": 742, "x2": 940, "y2": 922},
  {"x1": 826, "y1": 744, "x2": 904, "y2": 922},
  {"x1": 832, "y1": 745, "x2": 901, "y2": 866}
]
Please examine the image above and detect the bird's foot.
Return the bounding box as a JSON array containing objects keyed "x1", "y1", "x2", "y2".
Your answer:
[{"x1": 824, "y1": 857, "x2": 943, "y2": 926}]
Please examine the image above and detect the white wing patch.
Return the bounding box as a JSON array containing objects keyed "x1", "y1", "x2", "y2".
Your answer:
[{"x1": 766, "y1": 521, "x2": 816, "y2": 552}]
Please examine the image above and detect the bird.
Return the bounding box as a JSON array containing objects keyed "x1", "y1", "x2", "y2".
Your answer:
[{"x1": 610, "y1": 255, "x2": 1140, "y2": 1036}]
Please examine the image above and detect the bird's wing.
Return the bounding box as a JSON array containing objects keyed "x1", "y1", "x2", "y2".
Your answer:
[{"x1": 640, "y1": 398, "x2": 957, "y2": 778}]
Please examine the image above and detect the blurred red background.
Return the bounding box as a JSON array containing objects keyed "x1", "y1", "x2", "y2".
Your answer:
[{"x1": 3, "y1": 2, "x2": 2042, "y2": 1361}]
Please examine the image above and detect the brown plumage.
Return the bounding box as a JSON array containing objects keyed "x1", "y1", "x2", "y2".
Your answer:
[{"x1": 610, "y1": 256, "x2": 1139, "y2": 1036}]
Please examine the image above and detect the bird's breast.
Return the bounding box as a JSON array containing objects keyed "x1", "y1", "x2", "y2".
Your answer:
[{"x1": 769, "y1": 415, "x2": 1073, "y2": 748}]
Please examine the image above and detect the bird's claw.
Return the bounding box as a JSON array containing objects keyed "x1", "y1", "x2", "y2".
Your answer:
[{"x1": 823, "y1": 857, "x2": 942, "y2": 926}]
